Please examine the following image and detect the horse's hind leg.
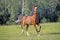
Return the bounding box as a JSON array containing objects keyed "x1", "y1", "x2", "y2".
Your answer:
[
  {"x1": 26, "y1": 24, "x2": 29, "y2": 36},
  {"x1": 21, "y1": 24, "x2": 24, "y2": 34}
]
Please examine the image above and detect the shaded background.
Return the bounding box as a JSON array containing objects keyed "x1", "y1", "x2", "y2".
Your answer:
[{"x1": 0, "y1": 0, "x2": 60, "y2": 25}]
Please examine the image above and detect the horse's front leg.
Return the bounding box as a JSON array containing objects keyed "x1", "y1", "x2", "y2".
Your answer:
[
  {"x1": 34, "y1": 24, "x2": 40, "y2": 36},
  {"x1": 26, "y1": 24, "x2": 29, "y2": 36},
  {"x1": 21, "y1": 23, "x2": 25, "y2": 34},
  {"x1": 34, "y1": 24, "x2": 38, "y2": 32},
  {"x1": 37, "y1": 23, "x2": 41, "y2": 32},
  {"x1": 36, "y1": 23, "x2": 42, "y2": 36}
]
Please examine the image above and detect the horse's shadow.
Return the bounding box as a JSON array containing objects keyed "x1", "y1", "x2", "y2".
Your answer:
[
  {"x1": 41, "y1": 32, "x2": 60, "y2": 36},
  {"x1": 20, "y1": 32, "x2": 60, "y2": 36}
]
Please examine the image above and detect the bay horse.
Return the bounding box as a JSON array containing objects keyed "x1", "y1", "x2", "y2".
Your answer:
[{"x1": 21, "y1": 5, "x2": 41, "y2": 36}]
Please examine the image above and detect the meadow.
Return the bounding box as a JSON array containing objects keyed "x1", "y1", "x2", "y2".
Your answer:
[{"x1": 0, "y1": 22, "x2": 60, "y2": 40}]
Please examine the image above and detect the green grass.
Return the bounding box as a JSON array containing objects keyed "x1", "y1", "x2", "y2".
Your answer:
[{"x1": 0, "y1": 22, "x2": 60, "y2": 40}]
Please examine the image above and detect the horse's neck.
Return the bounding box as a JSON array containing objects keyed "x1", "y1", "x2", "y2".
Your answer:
[
  {"x1": 34, "y1": 12, "x2": 37, "y2": 16},
  {"x1": 32, "y1": 11, "x2": 37, "y2": 18}
]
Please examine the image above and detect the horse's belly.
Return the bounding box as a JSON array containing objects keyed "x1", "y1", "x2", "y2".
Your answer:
[{"x1": 25, "y1": 17, "x2": 35, "y2": 25}]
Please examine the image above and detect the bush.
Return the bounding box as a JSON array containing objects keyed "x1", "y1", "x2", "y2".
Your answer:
[{"x1": 0, "y1": 13, "x2": 10, "y2": 25}]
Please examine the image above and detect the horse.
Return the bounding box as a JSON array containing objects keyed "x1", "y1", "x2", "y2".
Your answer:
[{"x1": 21, "y1": 5, "x2": 41, "y2": 36}]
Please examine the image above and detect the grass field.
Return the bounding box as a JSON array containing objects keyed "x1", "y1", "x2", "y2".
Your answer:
[{"x1": 0, "y1": 22, "x2": 60, "y2": 40}]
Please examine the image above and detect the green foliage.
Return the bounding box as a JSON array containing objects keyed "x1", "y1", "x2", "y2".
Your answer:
[
  {"x1": 41, "y1": 17, "x2": 47, "y2": 23},
  {"x1": 56, "y1": 11, "x2": 60, "y2": 22},
  {"x1": 0, "y1": 0, "x2": 60, "y2": 24}
]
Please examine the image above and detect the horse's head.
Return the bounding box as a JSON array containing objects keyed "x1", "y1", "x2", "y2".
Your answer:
[
  {"x1": 32, "y1": 5, "x2": 38, "y2": 17},
  {"x1": 33, "y1": 5, "x2": 38, "y2": 12}
]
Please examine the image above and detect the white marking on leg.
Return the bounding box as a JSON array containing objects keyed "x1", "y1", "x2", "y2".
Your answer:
[
  {"x1": 26, "y1": 31, "x2": 29, "y2": 36},
  {"x1": 22, "y1": 29, "x2": 24, "y2": 33}
]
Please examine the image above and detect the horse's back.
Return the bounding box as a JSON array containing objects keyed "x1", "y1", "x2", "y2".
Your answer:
[{"x1": 21, "y1": 16, "x2": 35, "y2": 25}]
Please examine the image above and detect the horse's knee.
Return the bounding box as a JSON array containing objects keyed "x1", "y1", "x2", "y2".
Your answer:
[{"x1": 34, "y1": 24, "x2": 38, "y2": 32}]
